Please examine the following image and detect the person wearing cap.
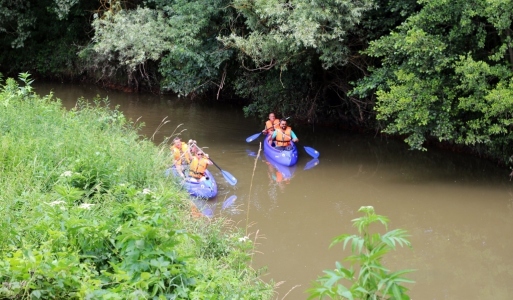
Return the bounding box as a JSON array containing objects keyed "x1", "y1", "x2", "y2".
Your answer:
[
  {"x1": 188, "y1": 150, "x2": 213, "y2": 182},
  {"x1": 270, "y1": 119, "x2": 298, "y2": 149},
  {"x1": 262, "y1": 112, "x2": 280, "y2": 135},
  {"x1": 170, "y1": 137, "x2": 191, "y2": 178}
]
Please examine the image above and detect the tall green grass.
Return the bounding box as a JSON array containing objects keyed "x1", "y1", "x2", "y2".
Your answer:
[{"x1": 0, "y1": 74, "x2": 273, "y2": 299}]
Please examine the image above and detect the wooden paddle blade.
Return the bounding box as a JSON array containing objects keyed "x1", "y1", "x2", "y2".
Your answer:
[
  {"x1": 304, "y1": 158, "x2": 320, "y2": 170},
  {"x1": 304, "y1": 146, "x2": 320, "y2": 158},
  {"x1": 246, "y1": 132, "x2": 262, "y2": 143},
  {"x1": 222, "y1": 170, "x2": 238, "y2": 185}
]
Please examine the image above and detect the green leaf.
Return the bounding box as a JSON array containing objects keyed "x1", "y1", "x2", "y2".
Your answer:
[{"x1": 310, "y1": 206, "x2": 414, "y2": 299}]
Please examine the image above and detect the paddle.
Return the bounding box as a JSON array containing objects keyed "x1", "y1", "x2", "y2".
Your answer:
[
  {"x1": 286, "y1": 138, "x2": 320, "y2": 159},
  {"x1": 302, "y1": 145, "x2": 320, "y2": 159},
  {"x1": 209, "y1": 157, "x2": 238, "y2": 186},
  {"x1": 192, "y1": 199, "x2": 214, "y2": 218},
  {"x1": 190, "y1": 142, "x2": 237, "y2": 186},
  {"x1": 245, "y1": 117, "x2": 290, "y2": 143},
  {"x1": 222, "y1": 195, "x2": 237, "y2": 210},
  {"x1": 245, "y1": 149, "x2": 258, "y2": 157},
  {"x1": 201, "y1": 206, "x2": 214, "y2": 218},
  {"x1": 246, "y1": 132, "x2": 262, "y2": 143},
  {"x1": 304, "y1": 158, "x2": 320, "y2": 170}
]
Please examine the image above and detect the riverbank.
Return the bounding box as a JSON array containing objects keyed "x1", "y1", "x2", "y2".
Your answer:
[{"x1": 0, "y1": 75, "x2": 273, "y2": 299}]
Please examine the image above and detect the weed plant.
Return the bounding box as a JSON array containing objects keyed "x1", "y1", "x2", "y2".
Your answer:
[
  {"x1": 308, "y1": 206, "x2": 414, "y2": 300},
  {"x1": 0, "y1": 74, "x2": 273, "y2": 299}
]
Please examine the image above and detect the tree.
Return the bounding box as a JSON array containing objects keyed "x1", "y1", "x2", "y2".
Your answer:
[
  {"x1": 151, "y1": 0, "x2": 234, "y2": 97},
  {"x1": 0, "y1": 0, "x2": 102, "y2": 79},
  {"x1": 0, "y1": 0, "x2": 37, "y2": 49},
  {"x1": 351, "y1": 0, "x2": 513, "y2": 164},
  {"x1": 86, "y1": 7, "x2": 173, "y2": 90},
  {"x1": 218, "y1": 0, "x2": 378, "y2": 120},
  {"x1": 83, "y1": 0, "x2": 235, "y2": 95},
  {"x1": 221, "y1": 0, "x2": 376, "y2": 70},
  {"x1": 308, "y1": 206, "x2": 414, "y2": 300}
]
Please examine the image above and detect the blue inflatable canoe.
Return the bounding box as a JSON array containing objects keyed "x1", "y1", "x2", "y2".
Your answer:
[
  {"x1": 263, "y1": 135, "x2": 299, "y2": 167},
  {"x1": 166, "y1": 166, "x2": 218, "y2": 198}
]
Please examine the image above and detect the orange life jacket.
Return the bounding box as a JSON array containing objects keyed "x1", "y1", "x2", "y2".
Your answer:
[
  {"x1": 189, "y1": 157, "x2": 209, "y2": 179},
  {"x1": 272, "y1": 172, "x2": 290, "y2": 184},
  {"x1": 275, "y1": 127, "x2": 292, "y2": 147},
  {"x1": 190, "y1": 203, "x2": 203, "y2": 218},
  {"x1": 275, "y1": 172, "x2": 283, "y2": 183},
  {"x1": 171, "y1": 142, "x2": 191, "y2": 165},
  {"x1": 264, "y1": 119, "x2": 280, "y2": 134}
]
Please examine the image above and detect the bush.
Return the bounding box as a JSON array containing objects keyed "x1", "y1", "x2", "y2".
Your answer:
[
  {"x1": 308, "y1": 206, "x2": 415, "y2": 300},
  {"x1": 0, "y1": 74, "x2": 273, "y2": 299}
]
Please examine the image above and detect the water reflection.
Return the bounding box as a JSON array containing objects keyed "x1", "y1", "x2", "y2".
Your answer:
[
  {"x1": 304, "y1": 158, "x2": 320, "y2": 170},
  {"x1": 264, "y1": 152, "x2": 296, "y2": 190},
  {"x1": 191, "y1": 195, "x2": 238, "y2": 218}
]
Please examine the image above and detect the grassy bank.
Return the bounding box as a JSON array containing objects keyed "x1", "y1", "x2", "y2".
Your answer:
[{"x1": 0, "y1": 74, "x2": 273, "y2": 299}]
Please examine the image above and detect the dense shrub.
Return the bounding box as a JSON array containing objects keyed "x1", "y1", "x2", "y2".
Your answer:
[{"x1": 0, "y1": 74, "x2": 273, "y2": 299}]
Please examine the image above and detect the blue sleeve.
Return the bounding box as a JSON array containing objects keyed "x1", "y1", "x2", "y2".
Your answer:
[
  {"x1": 272, "y1": 131, "x2": 277, "y2": 139},
  {"x1": 291, "y1": 131, "x2": 297, "y2": 139}
]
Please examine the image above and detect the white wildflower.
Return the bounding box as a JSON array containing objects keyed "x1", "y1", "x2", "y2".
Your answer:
[
  {"x1": 47, "y1": 200, "x2": 66, "y2": 206},
  {"x1": 79, "y1": 203, "x2": 95, "y2": 210},
  {"x1": 142, "y1": 188, "x2": 151, "y2": 194},
  {"x1": 238, "y1": 236, "x2": 249, "y2": 242},
  {"x1": 60, "y1": 171, "x2": 73, "y2": 177}
]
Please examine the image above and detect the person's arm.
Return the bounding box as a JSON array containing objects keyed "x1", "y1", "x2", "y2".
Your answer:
[
  {"x1": 262, "y1": 120, "x2": 270, "y2": 133},
  {"x1": 183, "y1": 145, "x2": 191, "y2": 163},
  {"x1": 188, "y1": 141, "x2": 198, "y2": 156},
  {"x1": 205, "y1": 156, "x2": 213, "y2": 165},
  {"x1": 291, "y1": 130, "x2": 299, "y2": 142},
  {"x1": 170, "y1": 148, "x2": 179, "y2": 165},
  {"x1": 171, "y1": 150, "x2": 182, "y2": 168},
  {"x1": 271, "y1": 130, "x2": 278, "y2": 139}
]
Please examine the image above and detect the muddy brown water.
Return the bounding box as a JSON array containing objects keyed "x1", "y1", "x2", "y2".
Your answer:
[{"x1": 35, "y1": 82, "x2": 513, "y2": 299}]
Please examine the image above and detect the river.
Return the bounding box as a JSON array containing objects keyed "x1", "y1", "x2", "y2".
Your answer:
[{"x1": 34, "y1": 82, "x2": 513, "y2": 299}]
